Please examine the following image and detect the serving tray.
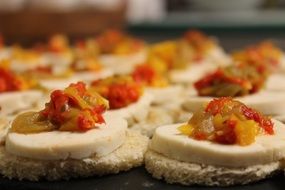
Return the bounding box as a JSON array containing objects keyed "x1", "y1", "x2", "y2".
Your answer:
[{"x1": 0, "y1": 166, "x2": 284, "y2": 190}]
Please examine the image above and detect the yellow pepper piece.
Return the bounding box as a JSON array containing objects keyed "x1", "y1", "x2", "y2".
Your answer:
[
  {"x1": 178, "y1": 124, "x2": 194, "y2": 136},
  {"x1": 64, "y1": 87, "x2": 90, "y2": 109},
  {"x1": 235, "y1": 119, "x2": 258, "y2": 146}
]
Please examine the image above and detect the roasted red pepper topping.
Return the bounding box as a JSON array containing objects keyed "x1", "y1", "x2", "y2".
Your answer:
[
  {"x1": 179, "y1": 97, "x2": 274, "y2": 146},
  {"x1": 132, "y1": 64, "x2": 156, "y2": 84},
  {"x1": 106, "y1": 83, "x2": 141, "y2": 109},
  {"x1": 195, "y1": 68, "x2": 250, "y2": 91},
  {"x1": 0, "y1": 67, "x2": 27, "y2": 92},
  {"x1": 205, "y1": 97, "x2": 274, "y2": 135},
  {"x1": 241, "y1": 105, "x2": 274, "y2": 135},
  {"x1": 194, "y1": 65, "x2": 264, "y2": 97},
  {"x1": 95, "y1": 29, "x2": 144, "y2": 55},
  {"x1": 40, "y1": 82, "x2": 108, "y2": 131},
  {"x1": 182, "y1": 30, "x2": 216, "y2": 61},
  {"x1": 232, "y1": 41, "x2": 282, "y2": 75},
  {"x1": 131, "y1": 64, "x2": 168, "y2": 87},
  {"x1": 205, "y1": 97, "x2": 233, "y2": 115},
  {"x1": 91, "y1": 76, "x2": 142, "y2": 109},
  {"x1": 96, "y1": 30, "x2": 123, "y2": 53}
]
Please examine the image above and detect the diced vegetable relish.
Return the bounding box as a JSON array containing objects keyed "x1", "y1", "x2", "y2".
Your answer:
[
  {"x1": 232, "y1": 41, "x2": 282, "y2": 75},
  {"x1": 181, "y1": 30, "x2": 216, "y2": 62},
  {"x1": 132, "y1": 64, "x2": 168, "y2": 87},
  {"x1": 11, "y1": 82, "x2": 109, "y2": 133},
  {"x1": 194, "y1": 65, "x2": 265, "y2": 97},
  {"x1": 149, "y1": 41, "x2": 180, "y2": 70},
  {"x1": 0, "y1": 67, "x2": 28, "y2": 92},
  {"x1": 73, "y1": 39, "x2": 102, "y2": 72},
  {"x1": 95, "y1": 29, "x2": 144, "y2": 55},
  {"x1": 183, "y1": 30, "x2": 215, "y2": 52},
  {"x1": 179, "y1": 97, "x2": 274, "y2": 146},
  {"x1": 91, "y1": 76, "x2": 142, "y2": 109}
]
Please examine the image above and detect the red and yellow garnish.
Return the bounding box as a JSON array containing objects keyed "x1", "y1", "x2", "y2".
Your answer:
[
  {"x1": 232, "y1": 41, "x2": 282, "y2": 75},
  {"x1": 179, "y1": 97, "x2": 274, "y2": 146},
  {"x1": 11, "y1": 82, "x2": 109, "y2": 133},
  {"x1": 0, "y1": 67, "x2": 28, "y2": 92},
  {"x1": 95, "y1": 29, "x2": 144, "y2": 55},
  {"x1": 73, "y1": 39, "x2": 102, "y2": 72},
  {"x1": 91, "y1": 76, "x2": 142, "y2": 109},
  {"x1": 194, "y1": 65, "x2": 265, "y2": 97},
  {"x1": 41, "y1": 82, "x2": 108, "y2": 131},
  {"x1": 149, "y1": 41, "x2": 179, "y2": 70},
  {"x1": 132, "y1": 64, "x2": 168, "y2": 87},
  {"x1": 181, "y1": 30, "x2": 216, "y2": 62}
]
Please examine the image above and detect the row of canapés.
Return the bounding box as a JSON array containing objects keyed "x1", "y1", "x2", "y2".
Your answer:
[{"x1": 1, "y1": 30, "x2": 285, "y2": 186}]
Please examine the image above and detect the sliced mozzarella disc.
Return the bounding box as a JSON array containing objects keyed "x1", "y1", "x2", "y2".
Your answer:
[
  {"x1": 150, "y1": 119, "x2": 285, "y2": 167},
  {"x1": 169, "y1": 63, "x2": 218, "y2": 84},
  {"x1": 99, "y1": 49, "x2": 147, "y2": 75},
  {"x1": 72, "y1": 69, "x2": 113, "y2": 83},
  {"x1": 39, "y1": 78, "x2": 80, "y2": 91},
  {"x1": 266, "y1": 74, "x2": 285, "y2": 91},
  {"x1": 145, "y1": 85, "x2": 184, "y2": 105},
  {"x1": 183, "y1": 91, "x2": 285, "y2": 115},
  {"x1": 5, "y1": 114, "x2": 127, "y2": 160}
]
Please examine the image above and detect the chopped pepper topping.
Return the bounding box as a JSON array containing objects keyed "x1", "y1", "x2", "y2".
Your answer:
[
  {"x1": 91, "y1": 76, "x2": 142, "y2": 109},
  {"x1": 194, "y1": 65, "x2": 265, "y2": 97},
  {"x1": 181, "y1": 30, "x2": 216, "y2": 62},
  {"x1": 11, "y1": 82, "x2": 109, "y2": 133},
  {"x1": 149, "y1": 41, "x2": 181, "y2": 70},
  {"x1": 179, "y1": 97, "x2": 274, "y2": 146},
  {"x1": 95, "y1": 29, "x2": 144, "y2": 55},
  {"x1": 132, "y1": 64, "x2": 168, "y2": 87},
  {"x1": 73, "y1": 39, "x2": 102, "y2": 72},
  {"x1": 0, "y1": 67, "x2": 28, "y2": 92},
  {"x1": 232, "y1": 41, "x2": 282, "y2": 75}
]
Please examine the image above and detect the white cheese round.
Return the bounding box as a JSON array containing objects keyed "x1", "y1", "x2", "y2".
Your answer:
[
  {"x1": 5, "y1": 114, "x2": 127, "y2": 160},
  {"x1": 72, "y1": 69, "x2": 113, "y2": 83},
  {"x1": 39, "y1": 78, "x2": 80, "y2": 91},
  {"x1": 169, "y1": 63, "x2": 218, "y2": 84},
  {"x1": 99, "y1": 49, "x2": 147, "y2": 75},
  {"x1": 183, "y1": 91, "x2": 285, "y2": 115},
  {"x1": 145, "y1": 85, "x2": 184, "y2": 105},
  {"x1": 266, "y1": 74, "x2": 285, "y2": 91},
  {"x1": 150, "y1": 119, "x2": 285, "y2": 167}
]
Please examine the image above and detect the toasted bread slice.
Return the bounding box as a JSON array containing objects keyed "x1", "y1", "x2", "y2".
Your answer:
[
  {"x1": 145, "y1": 150, "x2": 280, "y2": 186},
  {"x1": 0, "y1": 130, "x2": 148, "y2": 181}
]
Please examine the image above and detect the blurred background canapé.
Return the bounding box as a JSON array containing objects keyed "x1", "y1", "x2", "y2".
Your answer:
[{"x1": 1, "y1": 0, "x2": 285, "y2": 48}]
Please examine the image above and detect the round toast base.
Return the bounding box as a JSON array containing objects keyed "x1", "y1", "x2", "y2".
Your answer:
[
  {"x1": 145, "y1": 150, "x2": 280, "y2": 186},
  {"x1": 0, "y1": 130, "x2": 148, "y2": 181}
]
